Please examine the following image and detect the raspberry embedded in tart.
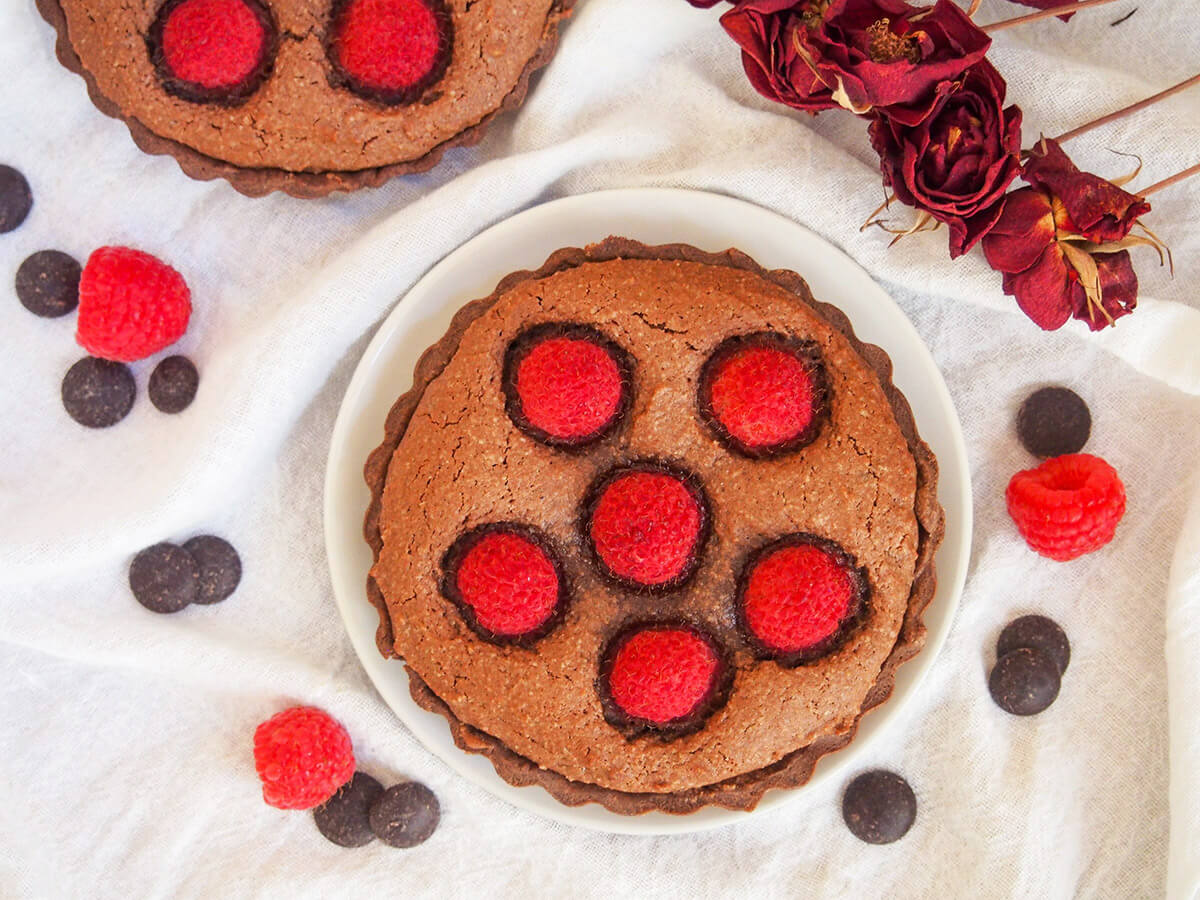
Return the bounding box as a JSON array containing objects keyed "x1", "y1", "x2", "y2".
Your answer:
[
  {"x1": 441, "y1": 523, "x2": 567, "y2": 645},
  {"x1": 698, "y1": 332, "x2": 830, "y2": 458},
  {"x1": 598, "y1": 622, "x2": 731, "y2": 738},
  {"x1": 583, "y1": 462, "x2": 710, "y2": 591},
  {"x1": 149, "y1": 0, "x2": 276, "y2": 104},
  {"x1": 328, "y1": 0, "x2": 454, "y2": 106},
  {"x1": 503, "y1": 323, "x2": 633, "y2": 448},
  {"x1": 737, "y1": 533, "x2": 868, "y2": 666}
]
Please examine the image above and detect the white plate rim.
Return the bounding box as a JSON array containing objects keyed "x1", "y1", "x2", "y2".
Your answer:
[{"x1": 323, "y1": 187, "x2": 973, "y2": 836}]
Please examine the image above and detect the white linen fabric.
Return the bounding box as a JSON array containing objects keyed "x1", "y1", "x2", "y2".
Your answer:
[{"x1": 2, "y1": 0, "x2": 1198, "y2": 896}]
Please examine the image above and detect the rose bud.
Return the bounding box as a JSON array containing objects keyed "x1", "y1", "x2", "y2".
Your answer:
[
  {"x1": 869, "y1": 59, "x2": 1022, "y2": 258},
  {"x1": 721, "y1": 0, "x2": 990, "y2": 121}
]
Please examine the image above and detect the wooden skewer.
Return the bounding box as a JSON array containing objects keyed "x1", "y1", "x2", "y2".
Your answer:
[
  {"x1": 1052, "y1": 73, "x2": 1200, "y2": 144},
  {"x1": 982, "y1": 0, "x2": 1123, "y2": 33},
  {"x1": 1139, "y1": 162, "x2": 1200, "y2": 197}
]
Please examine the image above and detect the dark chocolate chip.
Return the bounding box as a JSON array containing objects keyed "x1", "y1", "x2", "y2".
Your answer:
[
  {"x1": 842, "y1": 770, "x2": 916, "y2": 844},
  {"x1": 997, "y1": 615, "x2": 1070, "y2": 675},
  {"x1": 0, "y1": 165, "x2": 32, "y2": 233},
  {"x1": 1017, "y1": 387, "x2": 1091, "y2": 458},
  {"x1": 314, "y1": 772, "x2": 383, "y2": 848},
  {"x1": 61, "y1": 357, "x2": 136, "y2": 428},
  {"x1": 16, "y1": 250, "x2": 81, "y2": 318},
  {"x1": 149, "y1": 355, "x2": 199, "y2": 414},
  {"x1": 369, "y1": 782, "x2": 440, "y2": 849},
  {"x1": 129, "y1": 543, "x2": 199, "y2": 614},
  {"x1": 182, "y1": 535, "x2": 242, "y2": 605},
  {"x1": 989, "y1": 647, "x2": 1061, "y2": 716}
]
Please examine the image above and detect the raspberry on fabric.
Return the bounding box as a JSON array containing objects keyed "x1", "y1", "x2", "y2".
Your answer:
[
  {"x1": 329, "y1": 0, "x2": 453, "y2": 104},
  {"x1": 603, "y1": 625, "x2": 724, "y2": 727},
  {"x1": 253, "y1": 707, "x2": 355, "y2": 810},
  {"x1": 448, "y1": 526, "x2": 562, "y2": 640},
  {"x1": 76, "y1": 247, "x2": 191, "y2": 363},
  {"x1": 738, "y1": 534, "x2": 867, "y2": 665},
  {"x1": 585, "y1": 464, "x2": 708, "y2": 590},
  {"x1": 699, "y1": 332, "x2": 829, "y2": 457},
  {"x1": 1005, "y1": 453, "x2": 1126, "y2": 562},
  {"x1": 503, "y1": 323, "x2": 632, "y2": 448}
]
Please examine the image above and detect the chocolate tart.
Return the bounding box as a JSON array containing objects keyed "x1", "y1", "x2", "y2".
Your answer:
[
  {"x1": 364, "y1": 237, "x2": 944, "y2": 814},
  {"x1": 37, "y1": 0, "x2": 574, "y2": 198}
]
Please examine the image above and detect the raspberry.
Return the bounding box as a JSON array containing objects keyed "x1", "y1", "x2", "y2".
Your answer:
[
  {"x1": 700, "y1": 333, "x2": 829, "y2": 457},
  {"x1": 330, "y1": 0, "x2": 453, "y2": 104},
  {"x1": 586, "y1": 464, "x2": 708, "y2": 589},
  {"x1": 76, "y1": 247, "x2": 191, "y2": 363},
  {"x1": 517, "y1": 339, "x2": 622, "y2": 440},
  {"x1": 253, "y1": 707, "x2": 355, "y2": 810},
  {"x1": 603, "y1": 625, "x2": 723, "y2": 726},
  {"x1": 153, "y1": 0, "x2": 273, "y2": 100},
  {"x1": 738, "y1": 534, "x2": 867, "y2": 665},
  {"x1": 446, "y1": 526, "x2": 562, "y2": 640},
  {"x1": 1005, "y1": 453, "x2": 1126, "y2": 561}
]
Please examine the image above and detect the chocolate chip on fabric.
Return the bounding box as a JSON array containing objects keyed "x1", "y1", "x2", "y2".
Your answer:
[
  {"x1": 997, "y1": 615, "x2": 1070, "y2": 675},
  {"x1": 989, "y1": 647, "x2": 1061, "y2": 716},
  {"x1": 61, "y1": 357, "x2": 135, "y2": 428},
  {"x1": 0, "y1": 165, "x2": 32, "y2": 233},
  {"x1": 314, "y1": 772, "x2": 384, "y2": 848},
  {"x1": 129, "y1": 543, "x2": 199, "y2": 614},
  {"x1": 369, "y1": 782, "x2": 440, "y2": 848},
  {"x1": 842, "y1": 770, "x2": 917, "y2": 844},
  {"x1": 148, "y1": 355, "x2": 199, "y2": 414},
  {"x1": 182, "y1": 535, "x2": 242, "y2": 605},
  {"x1": 16, "y1": 250, "x2": 81, "y2": 317},
  {"x1": 1016, "y1": 386, "x2": 1091, "y2": 458}
]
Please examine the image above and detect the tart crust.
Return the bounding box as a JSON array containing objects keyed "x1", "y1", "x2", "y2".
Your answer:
[
  {"x1": 363, "y1": 237, "x2": 944, "y2": 814},
  {"x1": 36, "y1": 0, "x2": 574, "y2": 198}
]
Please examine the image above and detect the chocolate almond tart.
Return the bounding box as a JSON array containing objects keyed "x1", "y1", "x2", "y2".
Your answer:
[
  {"x1": 364, "y1": 237, "x2": 944, "y2": 814},
  {"x1": 37, "y1": 0, "x2": 573, "y2": 197}
]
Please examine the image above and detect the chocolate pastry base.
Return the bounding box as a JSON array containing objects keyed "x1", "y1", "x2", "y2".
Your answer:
[
  {"x1": 363, "y1": 237, "x2": 944, "y2": 815},
  {"x1": 35, "y1": 0, "x2": 574, "y2": 198}
]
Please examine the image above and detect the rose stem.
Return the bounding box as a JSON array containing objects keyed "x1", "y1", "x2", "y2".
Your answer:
[
  {"x1": 982, "y1": 0, "x2": 1122, "y2": 33},
  {"x1": 1051, "y1": 73, "x2": 1200, "y2": 143},
  {"x1": 1139, "y1": 162, "x2": 1200, "y2": 197}
]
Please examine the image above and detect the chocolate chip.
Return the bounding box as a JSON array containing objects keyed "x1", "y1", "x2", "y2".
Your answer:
[
  {"x1": 149, "y1": 355, "x2": 199, "y2": 414},
  {"x1": 989, "y1": 647, "x2": 1061, "y2": 716},
  {"x1": 1017, "y1": 387, "x2": 1091, "y2": 458},
  {"x1": 997, "y1": 615, "x2": 1070, "y2": 675},
  {"x1": 842, "y1": 770, "x2": 916, "y2": 844},
  {"x1": 61, "y1": 357, "x2": 135, "y2": 428},
  {"x1": 0, "y1": 165, "x2": 32, "y2": 233},
  {"x1": 182, "y1": 535, "x2": 241, "y2": 604},
  {"x1": 314, "y1": 772, "x2": 384, "y2": 848},
  {"x1": 16, "y1": 250, "x2": 81, "y2": 318},
  {"x1": 129, "y1": 543, "x2": 198, "y2": 614},
  {"x1": 369, "y1": 782, "x2": 439, "y2": 848}
]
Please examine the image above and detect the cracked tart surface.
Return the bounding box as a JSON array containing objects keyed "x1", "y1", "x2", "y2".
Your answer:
[
  {"x1": 364, "y1": 238, "x2": 943, "y2": 814},
  {"x1": 39, "y1": 0, "x2": 573, "y2": 196}
]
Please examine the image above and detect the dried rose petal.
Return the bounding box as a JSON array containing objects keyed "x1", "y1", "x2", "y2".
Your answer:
[
  {"x1": 1000, "y1": 242, "x2": 1083, "y2": 331},
  {"x1": 981, "y1": 187, "x2": 1056, "y2": 274},
  {"x1": 721, "y1": 0, "x2": 838, "y2": 113}
]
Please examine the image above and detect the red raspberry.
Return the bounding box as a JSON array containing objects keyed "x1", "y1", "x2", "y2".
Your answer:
[
  {"x1": 516, "y1": 336, "x2": 624, "y2": 441},
  {"x1": 740, "y1": 537, "x2": 863, "y2": 660},
  {"x1": 703, "y1": 334, "x2": 826, "y2": 455},
  {"x1": 606, "y1": 626, "x2": 720, "y2": 725},
  {"x1": 253, "y1": 707, "x2": 355, "y2": 810},
  {"x1": 1006, "y1": 453, "x2": 1126, "y2": 562},
  {"x1": 588, "y1": 467, "x2": 706, "y2": 588},
  {"x1": 454, "y1": 529, "x2": 560, "y2": 637},
  {"x1": 332, "y1": 0, "x2": 449, "y2": 96},
  {"x1": 160, "y1": 0, "x2": 269, "y2": 89},
  {"x1": 77, "y1": 247, "x2": 191, "y2": 363}
]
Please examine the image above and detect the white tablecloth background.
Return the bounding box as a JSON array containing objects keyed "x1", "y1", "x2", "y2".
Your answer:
[{"x1": 2, "y1": 0, "x2": 1198, "y2": 896}]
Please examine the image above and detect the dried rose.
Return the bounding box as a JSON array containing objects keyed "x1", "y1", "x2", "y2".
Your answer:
[
  {"x1": 869, "y1": 60, "x2": 1022, "y2": 257},
  {"x1": 720, "y1": 0, "x2": 991, "y2": 120},
  {"x1": 982, "y1": 167, "x2": 1163, "y2": 331},
  {"x1": 720, "y1": 0, "x2": 838, "y2": 113},
  {"x1": 685, "y1": 0, "x2": 728, "y2": 7}
]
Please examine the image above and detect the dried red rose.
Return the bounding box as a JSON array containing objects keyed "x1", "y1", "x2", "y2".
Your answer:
[
  {"x1": 721, "y1": 0, "x2": 990, "y2": 121},
  {"x1": 869, "y1": 60, "x2": 1022, "y2": 257}
]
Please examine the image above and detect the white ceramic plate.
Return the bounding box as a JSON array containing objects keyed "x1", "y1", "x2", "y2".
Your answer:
[{"x1": 324, "y1": 188, "x2": 972, "y2": 836}]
